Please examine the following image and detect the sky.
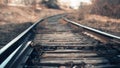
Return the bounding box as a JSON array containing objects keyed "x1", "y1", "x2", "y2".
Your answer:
[{"x1": 69, "y1": 0, "x2": 92, "y2": 9}]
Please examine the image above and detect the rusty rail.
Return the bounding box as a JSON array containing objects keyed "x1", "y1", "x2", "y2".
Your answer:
[{"x1": 64, "y1": 18, "x2": 120, "y2": 44}]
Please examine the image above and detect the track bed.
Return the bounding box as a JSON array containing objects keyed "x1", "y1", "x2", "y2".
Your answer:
[{"x1": 26, "y1": 16, "x2": 120, "y2": 68}]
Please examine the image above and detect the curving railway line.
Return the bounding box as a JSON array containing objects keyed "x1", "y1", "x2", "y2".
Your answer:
[{"x1": 0, "y1": 14, "x2": 120, "y2": 68}]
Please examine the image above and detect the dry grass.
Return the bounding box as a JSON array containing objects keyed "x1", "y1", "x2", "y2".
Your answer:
[
  {"x1": 66, "y1": 7, "x2": 120, "y2": 36},
  {"x1": 0, "y1": 5, "x2": 66, "y2": 46},
  {"x1": 66, "y1": 0, "x2": 120, "y2": 36}
]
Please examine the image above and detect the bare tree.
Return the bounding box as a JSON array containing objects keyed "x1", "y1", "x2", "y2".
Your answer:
[
  {"x1": 91, "y1": 0, "x2": 120, "y2": 18},
  {"x1": 0, "y1": 0, "x2": 8, "y2": 5},
  {"x1": 41, "y1": 0, "x2": 60, "y2": 9}
]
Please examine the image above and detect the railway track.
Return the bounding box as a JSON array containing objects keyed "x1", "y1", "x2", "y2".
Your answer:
[{"x1": 0, "y1": 14, "x2": 120, "y2": 68}]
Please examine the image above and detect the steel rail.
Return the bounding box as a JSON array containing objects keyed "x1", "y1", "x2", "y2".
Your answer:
[
  {"x1": 1, "y1": 14, "x2": 117, "y2": 68},
  {"x1": 64, "y1": 18, "x2": 120, "y2": 43},
  {"x1": 0, "y1": 13, "x2": 66, "y2": 68},
  {"x1": 0, "y1": 18, "x2": 44, "y2": 68}
]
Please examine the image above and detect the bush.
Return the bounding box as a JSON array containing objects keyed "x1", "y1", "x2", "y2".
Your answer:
[{"x1": 91, "y1": 0, "x2": 120, "y2": 18}]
